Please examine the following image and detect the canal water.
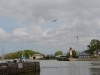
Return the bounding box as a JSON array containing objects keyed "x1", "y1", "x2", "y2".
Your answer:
[{"x1": 15, "y1": 60, "x2": 100, "y2": 75}]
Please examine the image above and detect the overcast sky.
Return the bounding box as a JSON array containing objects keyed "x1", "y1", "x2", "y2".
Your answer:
[{"x1": 0, "y1": 0, "x2": 100, "y2": 55}]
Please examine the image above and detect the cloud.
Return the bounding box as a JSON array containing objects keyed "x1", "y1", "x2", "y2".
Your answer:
[
  {"x1": 0, "y1": 0, "x2": 100, "y2": 51},
  {"x1": 12, "y1": 25, "x2": 47, "y2": 42},
  {"x1": 11, "y1": 24, "x2": 77, "y2": 44},
  {"x1": 0, "y1": 28, "x2": 9, "y2": 42},
  {"x1": 0, "y1": 0, "x2": 100, "y2": 24}
]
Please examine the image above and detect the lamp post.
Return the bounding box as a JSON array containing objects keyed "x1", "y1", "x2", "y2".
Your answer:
[
  {"x1": 19, "y1": 50, "x2": 23, "y2": 62},
  {"x1": 20, "y1": 50, "x2": 23, "y2": 58}
]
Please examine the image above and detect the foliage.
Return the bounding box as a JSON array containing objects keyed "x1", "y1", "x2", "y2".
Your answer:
[
  {"x1": 45, "y1": 55, "x2": 50, "y2": 59},
  {"x1": 94, "y1": 56, "x2": 99, "y2": 58},
  {"x1": 87, "y1": 39, "x2": 100, "y2": 54},
  {"x1": 4, "y1": 51, "x2": 21, "y2": 59},
  {"x1": 54, "y1": 51, "x2": 63, "y2": 56},
  {"x1": 4, "y1": 50, "x2": 41, "y2": 59},
  {"x1": 24, "y1": 50, "x2": 33, "y2": 58}
]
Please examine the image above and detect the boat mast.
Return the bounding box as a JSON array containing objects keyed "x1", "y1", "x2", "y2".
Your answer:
[
  {"x1": 76, "y1": 21, "x2": 79, "y2": 56},
  {"x1": 2, "y1": 45, "x2": 4, "y2": 63}
]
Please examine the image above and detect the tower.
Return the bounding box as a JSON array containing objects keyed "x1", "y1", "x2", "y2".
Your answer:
[{"x1": 69, "y1": 46, "x2": 73, "y2": 58}]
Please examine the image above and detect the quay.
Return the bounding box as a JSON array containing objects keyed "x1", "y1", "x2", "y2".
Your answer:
[
  {"x1": 0, "y1": 61, "x2": 40, "y2": 75},
  {"x1": 69, "y1": 58, "x2": 100, "y2": 61}
]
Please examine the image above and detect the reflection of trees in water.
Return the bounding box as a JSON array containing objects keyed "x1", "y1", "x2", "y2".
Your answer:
[
  {"x1": 15, "y1": 72, "x2": 40, "y2": 75},
  {"x1": 90, "y1": 63, "x2": 100, "y2": 75},
  {"x1": 91, "y1": 63, "x2": 100, "y2": 66},
  {"x1": 90, "y1": 68, "x2": 100, "y2": 75}
]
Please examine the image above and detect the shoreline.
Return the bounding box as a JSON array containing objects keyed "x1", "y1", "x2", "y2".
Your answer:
[{"x1": 69, "y1": 58, "x2": 100, "y2": 61}]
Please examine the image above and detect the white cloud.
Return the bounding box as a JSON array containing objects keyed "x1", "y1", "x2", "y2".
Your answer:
[
  {"x1": 0, "y1": 0, "x2": 100, "y2": 52},
  {"x1": 12, "y1": 25, "x2": 47, "y2": 42},
  {"x1": 0, "y1": 0, "x2": 100, "y2": 24},
  {"x1": 0, "y1": 28, "x2": 9, "y2": 42}
]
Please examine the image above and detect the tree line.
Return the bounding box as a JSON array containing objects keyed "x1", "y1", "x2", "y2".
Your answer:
[
  {"x1": 86, "y1": 39, "x2": 100, "y2": 54},
  {"x1": 3, "y1": 39, "x2": 100, "y2": 59},
  {"x1": 54, "y1": 39, "x2": 100, "y2": 58},
  {"x1": 4, "y1": 50, "x2": 41, "y2": 59}
]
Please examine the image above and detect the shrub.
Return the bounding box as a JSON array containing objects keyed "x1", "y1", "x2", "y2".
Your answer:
[{"x1": 94, "y1": 56, "x2": 99, "y2": 58}]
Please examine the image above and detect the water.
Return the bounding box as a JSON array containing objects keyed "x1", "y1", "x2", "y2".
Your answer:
[{"x1": 16, "y1": 60, "x2": 100, "y2": 75}]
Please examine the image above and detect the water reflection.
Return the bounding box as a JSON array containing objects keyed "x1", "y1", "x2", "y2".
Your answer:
[
  {"x1": 91, "y1": 63, "x2": 100, "y2": 66},
  {"x1": 40, "y1": 60, "x2": 93, "y2": 75},
  {"x1": 90, "y1": 68, "x2": 100, "y2": 75},
  {"x1": 13, "y1": 60, "x2": 100, "y2": 75},
  {"x1": 15, "y1": 71, "x2": 40, "y2": 75},
  {"x1": 90, "y1": 62, "x2": 100, "y2": 75}
]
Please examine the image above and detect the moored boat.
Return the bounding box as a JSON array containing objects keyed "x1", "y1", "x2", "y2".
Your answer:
[
  {"x1": 56, "y1": 55, "x2": 70, "y2": 61},
  {"x1": 57, "y1": 57, "x2": 70, "y2": 61}
]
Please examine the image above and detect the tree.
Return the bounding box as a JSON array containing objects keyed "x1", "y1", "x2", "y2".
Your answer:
[
  {"x1": 23, "y1": 50, "x2": 41, "y2": 58},
  {"x1": 54, "y1": 51, "x2": 63, "y2": 56},
  {"x1": 45, "y1": 55, "x2": 50, "y2": 59},
  {"x1": 4, "y1": 50, "x2": 41, "y2": 59},
  {"x1": 87, "y1": 39, "x2": 100, "y2": 54}
]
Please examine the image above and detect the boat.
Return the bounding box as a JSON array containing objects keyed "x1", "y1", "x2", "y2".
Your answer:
[{"x1": 56, "y1": 55, "x2": 70, "y2": 61}]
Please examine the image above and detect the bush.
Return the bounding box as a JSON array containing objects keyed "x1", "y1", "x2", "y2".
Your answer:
[{"x1": 94, "y1": 56, "x2": 99, "y2": 58}]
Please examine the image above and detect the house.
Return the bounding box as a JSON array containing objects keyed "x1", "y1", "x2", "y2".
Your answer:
[
  {"x1": 93, "y1": 50, "x2": 100, "y2": 57},
  {"x1": 78, "y1": 54, "x2": 91, "y2": 58},
  {"x1": 32, "y1": 54, "x2": 44, "y2": 60},
  {"x1": 78, "y1": 51, "x2": 91, "y2": 58}
]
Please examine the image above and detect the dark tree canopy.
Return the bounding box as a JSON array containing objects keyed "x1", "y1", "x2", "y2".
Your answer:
[
  {"x1": 87, "y1": 39, "x2": 100, "y2": 54},
  {"x1": 54, "y1": 51, "x2": 63, "y2": 56}
]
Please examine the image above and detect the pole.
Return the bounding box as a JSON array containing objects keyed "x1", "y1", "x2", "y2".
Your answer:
[
  {"x1": 2, "y1": 45, "x2": 4, "y2": 63},
  {"x1": 76, "y1": 20, "x2": 79, "y2": 57},
  {"x1": 19, "y1": 50, "x2": 23, "y2": 62}
]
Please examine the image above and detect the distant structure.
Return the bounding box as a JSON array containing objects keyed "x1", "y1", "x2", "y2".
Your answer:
[
  {"x1": 78, "y1": 51, "x2": 91, "y2": 58},
  {"x1": 52, "y1": 19, "x2": 58, "y2": 22},
  {"x1": 32, "y1": 54, "x2": 44, "y2": 60},
  {"x1": 69, "y1": 46, "x2": 73, "y2": 58},
  {"x1": 93, "y1": 50, "x2": 100, "y2": 57},
  {"x1": 29, "y1": 54, "x2": 33, "y2": 60}
]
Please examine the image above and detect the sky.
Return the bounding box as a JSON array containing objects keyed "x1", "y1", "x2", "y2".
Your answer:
[{"x1": 0, "y1": 0, "x2": 100, "y2": 55}]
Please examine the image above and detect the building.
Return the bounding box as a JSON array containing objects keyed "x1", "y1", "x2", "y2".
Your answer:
[
  {"x1": 78, "y1": 54, "x2": 91, "y2": 58},
  {"x1": 93, "y1": 50, "x2": 100, "y2": 57},
  {"x1": 32, "y1": 54, "x2": 44, "y2": 60},
  {"x1": 78, "y1": 51, "x2": 91, "y2": 58}
]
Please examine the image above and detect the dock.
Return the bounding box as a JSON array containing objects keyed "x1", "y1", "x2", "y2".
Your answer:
[
  {"x1": 0, "y1": 62, "x2": 40, "y2": 75},
  {"x1": 69, "y1": 58, "x2": 100, "y2": 61}
]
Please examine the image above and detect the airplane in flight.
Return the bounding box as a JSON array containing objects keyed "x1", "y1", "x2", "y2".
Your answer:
[{"x1": 52, "y1": 19, "x2": 58, "y2": 22}]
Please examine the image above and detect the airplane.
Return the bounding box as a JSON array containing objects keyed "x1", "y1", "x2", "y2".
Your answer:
[{"x1": 52, "y1": 19, "x2": 58, "y2": 22}]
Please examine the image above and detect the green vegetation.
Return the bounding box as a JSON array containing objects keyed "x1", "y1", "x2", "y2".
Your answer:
[
  {"x1": 54, "y1": 51, "x2": 63, "y2": 56},
  {"x1": 94, "y1": 56, "x2": 99, "y2": 58},
  {"x1": 4, "y1": 50, "x2": 41, "y2": 59},
  {"x1": 54, "y1": 50, "x2": 78, "y2": 58},
  {"x1": 23, "y1": 50, "x2": 40, "y2": 58},
  {"x1": 87, "y1": 39, "x2": 100, "y2": 54},
  {"x1": 4, "y1": 39, "x2": 100, "y2": 59}
]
